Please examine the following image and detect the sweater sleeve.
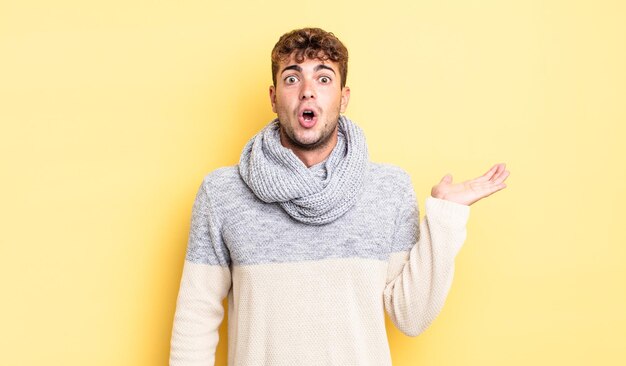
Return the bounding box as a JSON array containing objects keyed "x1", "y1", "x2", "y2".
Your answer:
[
  {"x1": 383, "y1": 172, "x2": 470, "y2": 337},
  {"x1": 170, "y1": 178, "x2": 232, "y2": 366}
]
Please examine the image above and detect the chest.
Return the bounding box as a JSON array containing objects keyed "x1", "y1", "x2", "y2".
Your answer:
[{"x1": 221, "y1": 197, "x2": 396, "y2": 266}]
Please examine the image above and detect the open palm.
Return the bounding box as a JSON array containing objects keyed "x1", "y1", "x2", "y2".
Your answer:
[{"x1": 431, "y1": 163, "x2": 510, "y2": 206}]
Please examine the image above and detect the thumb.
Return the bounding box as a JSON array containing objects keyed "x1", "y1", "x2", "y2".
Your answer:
[{"x1": 440, "y1": 174, "x2": 453, "y2": 184}]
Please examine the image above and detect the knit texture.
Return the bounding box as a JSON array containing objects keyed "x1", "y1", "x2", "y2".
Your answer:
[
  {"x1": 170, "y1": 162, "x2": 471, "y2": 366},
  {"x1": 238, "y1": 115, "x2": 368, "y2": 225},
  {"x1": 170, "y1": 117, "x2": 471, "y2": 365}
]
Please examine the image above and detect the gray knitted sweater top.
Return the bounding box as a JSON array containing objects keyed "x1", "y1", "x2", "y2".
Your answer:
[{"x1": 170, "y1": 118, "x2": 471, "y2": 366}]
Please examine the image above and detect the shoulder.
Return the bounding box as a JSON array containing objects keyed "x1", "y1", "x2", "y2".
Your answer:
[
  {"x1": 201, "y1": 165, "x2": 241, "y2": 187},
  {"x1": 197, "y1": 165, "x2": 259, "y2": 210},
  {"x1": 197, "y1": 165, "x2": 249, "y2": 200}
]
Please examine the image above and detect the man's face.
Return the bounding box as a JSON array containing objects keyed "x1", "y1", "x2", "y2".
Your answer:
[{"x1": 269, "y1": 54, "x2": 350, "y2": 151}]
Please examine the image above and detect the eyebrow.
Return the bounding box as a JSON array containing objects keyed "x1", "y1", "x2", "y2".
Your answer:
[
  {"x1": 280, "y1": 64, "x2": 337, "y2": 75},
  {"x1": 314, "y1": 64, "x2": 336, "y2": 74}
]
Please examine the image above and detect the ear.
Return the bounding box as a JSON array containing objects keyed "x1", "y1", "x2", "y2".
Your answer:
[
  {"x1": 269, "y1": 85, "x2": 277, "y2": 113},
  {"x1": 339, "y1": 86, "x2": 351, "y2": 113}
]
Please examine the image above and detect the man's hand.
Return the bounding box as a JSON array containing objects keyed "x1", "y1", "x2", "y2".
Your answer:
[{"x1": 430, "y1": 163, "x2": 510, "y2": 206}]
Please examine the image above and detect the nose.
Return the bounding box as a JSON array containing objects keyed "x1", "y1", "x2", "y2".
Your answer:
[{"x1": 300, "y1": 79, "x2": 315, "y2": 100}]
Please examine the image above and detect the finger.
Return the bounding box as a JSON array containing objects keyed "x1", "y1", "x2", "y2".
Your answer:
[
  {"x1": 475, "y1": 163, "x2": 500, "y2": 182},
  {"x1": 485, "y1": 164, "x2": 499, "y2": 177},
  {"x1": 492, "y1": 169, "x2": 510, "y2": 185},
  {"x1": 488, "y1": 163, "x2": 506, "y2": 182},
  {"x1": 475, "y1": 181, "x2": 507, "y2": 199},
  {"x1": 476, "y1": 178, "x2": 507, "y2": 190}
]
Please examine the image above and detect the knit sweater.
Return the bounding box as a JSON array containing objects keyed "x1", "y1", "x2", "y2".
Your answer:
[{"x1": 169, "y1": 159, "x2": 470, "y2": 366}]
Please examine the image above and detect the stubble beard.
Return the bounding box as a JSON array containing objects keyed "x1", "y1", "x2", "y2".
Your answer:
[{"x1": 279, "y1": 115, "x2": 339, "y2": 152}]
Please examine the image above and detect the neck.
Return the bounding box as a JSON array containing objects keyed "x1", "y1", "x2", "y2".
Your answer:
[{"x1": 279, "y1": 126, "x2": 338, "y2": 168}]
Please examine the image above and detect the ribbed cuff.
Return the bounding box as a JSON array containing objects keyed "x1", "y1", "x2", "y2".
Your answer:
[{"x1": 425, "y1": 196, "x2": 470, "y2": 227}]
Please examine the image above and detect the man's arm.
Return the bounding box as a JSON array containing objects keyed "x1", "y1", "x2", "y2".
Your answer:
[
  {"x1": 383, "y1": 163, "x2": 509, "y2": 336},
  {"x1": 170, "y1": 179, "x2": 232, "y2": 365},
  {"x1": 383, "y1": 175, "x2": 470, "y2": 336}
]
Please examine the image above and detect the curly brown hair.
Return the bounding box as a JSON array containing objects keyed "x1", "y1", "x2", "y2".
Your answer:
[{"x1": 271, "y1": 28, "x2": 349, "y2": 88}]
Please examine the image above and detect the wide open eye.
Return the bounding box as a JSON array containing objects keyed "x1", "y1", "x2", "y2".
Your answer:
[
  {"x1": 319, "y1": 76, "x2": 331, "y2": 84},
  {"x1": 285, "y1": 76, "x2": 299, "y2": 84}
]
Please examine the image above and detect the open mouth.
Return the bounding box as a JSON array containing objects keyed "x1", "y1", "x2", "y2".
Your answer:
[
  {"x1": 298, "y1": 108, "x2": 318, "y2": 128},
  {"x1": 302, "y1": 110, "x2": 315, "y2": 121}
]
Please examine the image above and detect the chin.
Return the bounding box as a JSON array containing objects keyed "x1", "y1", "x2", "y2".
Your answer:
[{"x1": 294, "y1": 134, "x2": 321, "y2": 147}]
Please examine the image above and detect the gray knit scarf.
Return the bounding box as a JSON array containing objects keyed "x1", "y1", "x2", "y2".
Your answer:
[{"x1": 238, "y1": 115, "x2": 369, "y2": 225}]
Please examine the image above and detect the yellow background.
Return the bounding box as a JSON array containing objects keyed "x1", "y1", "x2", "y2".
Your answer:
[{"x1": 1, "y1": 0, "x2": 624, "y2": 365}]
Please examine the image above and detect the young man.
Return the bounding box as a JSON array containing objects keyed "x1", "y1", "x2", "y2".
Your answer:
[{"x1": 170, "y1": 28, "x2": 509, "y2": 365}]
